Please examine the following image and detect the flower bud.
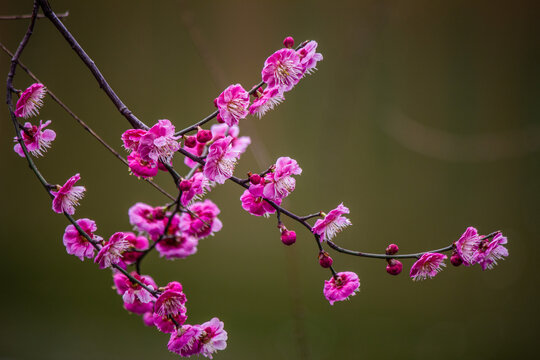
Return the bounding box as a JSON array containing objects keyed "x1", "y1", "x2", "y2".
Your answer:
[
  {"x1": 213, "y1": 98, "x2": 218, "y2": 107},
  {"x1": 386, "y1": 244, "x2": 399, "y2": 255},
  {"x1": 450, "y1": 252, "x2": 463, "y2": 267},
  {"x1": 196, "y1": 129, "x2": 213, "y2": 143},
  {"x1": 184, "y1": 135, "x2": 196, "y2": 148},
  {"x1": 386, "y1": 259, "x2": 403, "y2": 275},
  {"x1": 179, "y1": 179, "x2": 191, "y2": 192},
  {"x1": 318, "y1": 251, "x2": 333, "y2": 268},
  {"x1": 216, "y1": 113, "x2": 224, "y2": 123},
  {"x1": 250, "y1": 173, "x2": 262, "y2": 185},
  {"x1": 281, "y1": 230, "x2": 296, "y2": 246},
  {"x1": 283, "y1": 36, "x2": 294, "y2": 48}
]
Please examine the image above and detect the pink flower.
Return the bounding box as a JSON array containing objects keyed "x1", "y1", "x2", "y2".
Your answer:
[
  {"x1": 121, "y1": 129, "x2": 147, "y2": 151},
  {"x1": 14, "y1": 83, "x2": 46, "y2": 118},
  {"x1": 454, "y1": 227, "x2": 482, "y2": 266},
  {"x1": 297, "y1": 40, "x2": 323, "y2": 76},
  {"x1": 249, "y1": 87, "x2": 284, "y2": 119},
  {"x1": 203, "y1": 136, "x2": 240, "y2": 184},
  {"x1": 154, "y1": 312, "x2": 188, "y2": 334},
  {"x1": 168, "y1": 325, "x2": 204, "y2": 356},
  {"x1": 262, "y1": 48, "x2": 303, "y2": 92},
  {"x1": 215, "y1": 84, "x2": 250, "y2": 127},
  {"x1": 127, "y1": 151, "x2": 159, "y2": 179},
  {"x1": 197, "y1": 317, "x2": 228, "y2": 359},
  {"x1": 122, "y1": 232, "x2": 150, "y2": 265},
  {"x1": 323, "y1": 271, "x2": 360, "y2": 305},
  {"x1": 138, "y1": 119, "x2": 180, "y2": 163},
  {"x1": 409, "y1": 253, "x2": 447, "y2": 281},
  {"x1": 113, "y1": 271, "x2": 156, "y2": 304},
  {"x1": 180, "y1": 200, "x2": 222, "y2": 239},
  {"x1": 128, "y1": 203, "x2": 166, "y2": 240},
  {"x1": 240, "y1": 189, "x2": 281, "y2": 217},
  {"x1": 210, "y1": 124, "x2": 251, "y2": 155},
  {"x1": 312, "y1": 203, "x2": 352, "y2": 242},
  {"x1": 155, "y1": 281, "x2": 187, "y2": 318},
  {"x1": 13, "y1": 120, "x2": 56, "y2": 157},
  {"x1": 142, "y1": 312, "x2": 155, "y2": 327},
  {"x1": 156, "y1": 233, "x2": 198, "y2": 260},
  {"x1": 124, "y1": 299, "x2": 154, "y2": 315},
  {"x1": 50, "y1": 173, "x2": 86, "y2": 215},
  {"x1": 180, "y1": 172, "x2": 213, "y2": 207},
  {"x1": 249, "y1": 157, "x2": 302, "y2": 201},
  {"x1": 94, "y1": 232, "x2": 130, "y2": 269},
  {"x1": 183, "y1": 141, "x2": 206, "y2": 169},
  {"x1": 63, "y1": 218, "x2": 102, "y2": 260},
  {"x1": 472, "y1": 233, "x2": 509, "y2": 271}
]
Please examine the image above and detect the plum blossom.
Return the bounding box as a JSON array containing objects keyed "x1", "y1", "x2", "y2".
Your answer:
[
  {"x1": 154, "y1": 312, "x2": 188, "y2": 334},
  {"x1": 156, "y1": 233, "x2": 198, "y2": 260},
  {"x1": 62, "y1": 218, "x2": 102, "y2": 260},
  {"x1": 297, "y1": 40, "x2": 323, "y2": 76},
  {"x1": 249, "y1": 87, "x2": 284, "y2": 119},
  {"x1": 168, "y1": 325, "x2": 204, "y2": 356},
  {"x1": 94, "y1": 232, "x2": 130, "y2": 269},
  {"x1": 240, "y1": 189, "x2": 281, "y2": 217},
  {"x1": 13, "y1": 120, "x2": 56, "y2": 157},
  {"x1": 197, "y1": 318, "x2": 228, "y2": 359},
  {"x1": 312, "y1": 203, "x2": 352, "y2": 242},
  {"x1": 121, "y1": 232, "x2": 150, "y2": 265},
  {"x1": 128, "y1": 203, "x2": 166, "y2": 240},
  {"x1": 181, "y1": 200, "x2": 222, "y2": 239},
  {"x1": 454, "y1": 227, "x2": 482, "y2": 266},
  {"x1": 262, "y1": 48, "x2": 303, "y2": 92},
  {"x1": 15, "y1": 83, "x2": 46, "y2": 118},
  {"x1": 472, "y1": 232, "x2": 509, "y2": 271},
  {"x1": 215, "y1": 84, "x2": 250, "y2": 127},
  {"x1": 323, "y1": 271, "x2": 360, "y2": 305},
  {"x1": 121, "y1": 129, "x2": 147, "y2": 151},
  {"x1": 127, "y1": 151, "x2": 159, "y2": 179},
  {"x1": 50, "y1": 173, "x2": 86, "y2": 215},
  {"x1": 409, "y1": 253, "x2": 447, "y2": 281},
  {"x1": 137, "y1": 119, "x2": 180, "y2": 163},
  {"x1": 203, "y1": 136, "x2": 240, "y2": 184},
  {"x1": 210, "y1": 123, "x2": 251, "y2": 155},
  {"x1": 155, "y1": 281, "x2": 187, "y2": 317},
  {"x1": 180, "y1": 172, "x2": 213, "y2": 207},
  {"x1": 113, "y1": 271, "x2": 156, "y2": 304}
]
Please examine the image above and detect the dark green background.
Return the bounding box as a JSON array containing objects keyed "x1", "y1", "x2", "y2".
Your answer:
[{"x1": 1, "y1": 1, "x2": 538, "y2": 359}]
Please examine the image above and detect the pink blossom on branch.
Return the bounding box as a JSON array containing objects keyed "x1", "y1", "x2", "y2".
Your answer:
[
  {"x1": 168, "y1": 325, "x2": 204, "y2": 356},
  {"x1": 94, "y1": 232, "x2": 130, "y2": 269},
  {"x1": 249, "y1": 87, "x2": 284, "y2": 119},
  {"x1": 203, "y1": 136, "x2": 240, "y2": 184},
  {"x1": 62, "y1": 218, "x2": 102, "y2": 261},
  {"x1": 249, "y1": 156, "x2": 302, "y2": 201},
  {"x1": 323, "y1": 271, "x2": 360, "y2": 305},
  {"x1": 113, "y1": 271, "x2": 156, "y2": 304},
  {"x1": 179, "y1": 172, "x2": 213, "y2": 207},
  {"x1": 215, "y1": 84, "x2": 250, "y2": 127},
  {"x1": 454, "y1": 226, "x2": 482, "y2": 266},
  {"x1": 197, "y1": 317, "x2": 229, "y2": 359},
  {"x1": 128, "y1": 202, "x2": 166, "y2": 240},
  {"x1": 312, "y1": 203, "x2": 352, "y2": 242},
  {"x1": 297, "y1": 40, "x2": 323, "y2": 76},
  {"x1": 121, "y1": 128, "x2": 147, "y2": 152},
  {"x1": 14, "y1": 83, "x2": 46, "y2": 118},
  {"x1": 154, "y1": 281, "x2": 187, "y2": 318},
  {"x1": 180, "y1": 199, "x2": 222, "y2": 239},
  {"x1": 210, "y1": 123, "x2": 251, "y2": 155},
  {"x1": 13, "y1": 120, "x2": 56, "y2": 157},
  {"x1": 122, "y1": 232, "x2": 150, "y2": 265},
  {"x1": 409, "y1": 253, "x2": 447, "y2": 281},
  {"x1": 137, "y1": 119, "x2": 180, "y2": 163},
  {"x1": 50, "y1": 173, "x2": 86, "y2": 215},
  {"x1": 240, "y1": 189, "x2": 281, "y2": 217},
  {"x1": 472, "y1": 232, "x2": 509, "y2": 271},
  {"x1": 262, "y1": 48, "x2": 303, "y2": 93},
  {"x1": 127, "y1": 151, "x2": 159, "y2": 179}
]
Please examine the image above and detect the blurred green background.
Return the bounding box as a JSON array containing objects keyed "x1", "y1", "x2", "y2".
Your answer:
[{"x1": 1, "y1": 0, "x2": 539, "y2": 359}]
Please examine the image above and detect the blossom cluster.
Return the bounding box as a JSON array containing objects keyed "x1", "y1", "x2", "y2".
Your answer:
[{"x1": 11, "y1": 32, "x2": 510, "y2": 359}]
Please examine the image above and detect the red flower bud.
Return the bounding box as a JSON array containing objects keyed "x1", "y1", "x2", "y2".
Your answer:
[
  {"x1": 386, "y1": 244, "x2": 399, "y2": 255},
  {"x1": 250, "y1": 174, "x2": 262, "y2": 185},
  {"x1": 283, "y1": 36, "x2": 294, "y2": 48},
  {"x1": 386, "y1": 259, "x2": 403, "y2": 275},
  {"x1": 184, "y1": 135, "x2": 196, "y2": 148},
  {"x1": 281, "y1": 230, "x2": 296, "y2": 246},
  {"x1": 318, "y1": 251, "x2": 333, "y2": 268}
]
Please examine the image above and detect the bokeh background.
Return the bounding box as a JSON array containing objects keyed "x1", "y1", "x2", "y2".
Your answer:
[{"x1": 1, "y1": 1, "x2": 539, "y2": 359}]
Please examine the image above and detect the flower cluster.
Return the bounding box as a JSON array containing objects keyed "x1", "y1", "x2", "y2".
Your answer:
[{"x1": 122, "y1": 120, "x2": 180, "y2": 178}]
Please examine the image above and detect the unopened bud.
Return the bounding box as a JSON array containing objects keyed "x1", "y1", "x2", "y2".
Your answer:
[
  {"x1": 386, "y1": 259, "x2": 403, "y2": 275},
  {"x1": 216, "y1": 113, "x2": 224, "y2": 123},
  {"x1": 318, "y1": 251, "x2": 333, "y2": 268},
  {"x1": 281, "y1": 230, "x2": 296, "y2": 246},
  {"x1": 197, "y1": 129, "x2": 213, "y2": 143},
  {"x1": 250, "y1": 173, "x2": 262, "y2": 185},
  {"x1": 184, "y1": 135, "x2": 196, "y2": 148},
  {"x1": 450, "y1": 253, "x2": 463, "y2": 267},
  {"x1": 213, "y1": 98, "x2": 218, "y2": 107},
  {"x1": 386, "y1": 244, "x2": 399, "y2": 255},
  {"x1": 283, "y1": 36, "x2": 294, "y2": 48},
  {"x1": 179, "y1": 179, "x2": 191, "y2": 192}
]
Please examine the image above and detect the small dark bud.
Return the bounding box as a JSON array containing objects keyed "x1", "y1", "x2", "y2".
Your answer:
[
  {"x1": 451, "y1": 253, "x2": 463, "y2": 267},
  {"x1": 386, "y1": 259, "x2": 403, "y2": 275},
  {"x1": 184, "y1": 135, "x2": 196, "y2": 148},
  {"x1": 179, "y1": 179, "x2": 191, "y2": 192},
  {"x1": 283, "y1": 36, "x2": 294, "y2": 48},
  {"x1": 318, "y1": 251, "x2": 333, "y2": 268},
  {"x1": 386, "y1": 244, "x2": 399, "y2": 255},
  {"x1": 250, "y1": 174, "x2": 262, "y2": 185},
  {"x1": 196, "y1": 129, "x2": 213, "y2": 143},
  {"x1": 281, "y1": 230, "x2": 296, "y2": 246}
]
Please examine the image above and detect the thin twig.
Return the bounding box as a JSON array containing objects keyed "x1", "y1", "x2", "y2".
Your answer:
[{"x1": 0, "y1": 10, "x2": 69, "y2": 20}]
